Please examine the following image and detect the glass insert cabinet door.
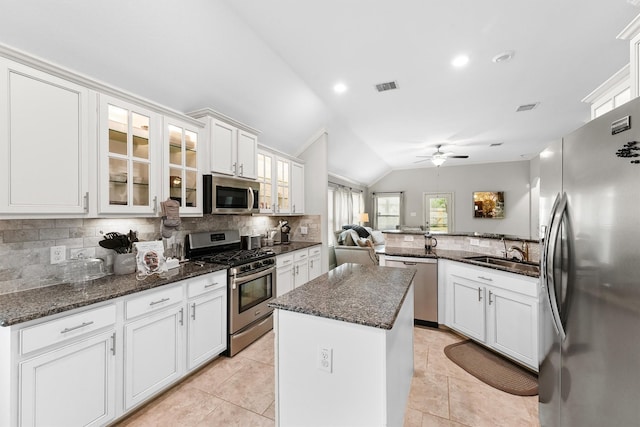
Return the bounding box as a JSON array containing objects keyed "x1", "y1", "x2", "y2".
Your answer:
[
  {"x1": 99, "y1": 95, "x2": 160, "y2": 214},
  {"x1": 257, "y1": 151, "x2": 273, "y2": 213},
  {"x1": 165, "y1": 118, "x2": 201, "y2": 214}
]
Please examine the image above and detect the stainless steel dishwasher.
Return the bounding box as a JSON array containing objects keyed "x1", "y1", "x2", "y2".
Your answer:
[{"x1": 384, "y1": 256, "x2": 438, "y2": 327}]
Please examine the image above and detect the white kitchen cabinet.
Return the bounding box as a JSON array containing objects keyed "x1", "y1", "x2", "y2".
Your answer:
[
  {"x1": 164, "y1": 117, "x2": 203, "y2": 216},
  {"x1": 293, "y1": 249, "x2": 309, "y2": 288},
  {"x1": 308, "y1": 246, "x2": 322, "y2": 281},
  {"x1": 276, "y1": 253, "x2": 295, "y2": 297},
  {"x1": 123, "y1": 287, "x2": 184, "y2": 410},
  {"x1": 257, "y1": 150, "x2": 305, "y2": 215},
  {"x1": 98, "y1": 94, "x2": 162, "y2": 215},
  {"x1": 189, "y1": 109, "x2": 259, "y2": 179},
  {"x1": 20, "y1": 329, "x2": 116, "y2": 427},
  {"x1": 0, "y1": 58, "x2": 90, "y2": 215},
  {"x1": 186, "y1": 272, "x2": 227, "y2": 371},
  {"x1": 445, "y1": 261, "x2": 538, "y2": 370},
  {"x1": 291, "y1": 161, "x2": 305, "y2": 214}
]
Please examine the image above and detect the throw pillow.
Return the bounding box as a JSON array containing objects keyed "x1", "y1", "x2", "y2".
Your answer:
[
  {"x1": 351, "y1": 225, "x2": 370, "y2": 238},
  {"x1": 370, "y1": 230, "x2": 385, "y2": 245}
]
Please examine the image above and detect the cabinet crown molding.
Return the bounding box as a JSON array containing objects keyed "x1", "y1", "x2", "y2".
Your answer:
[
  {"x1": 617, "y1": 13, "x2": 640, "y2": 40},
  {"x1": 188, "y1": 107, "x2": 261, "y2": 135},
  {"x1": 582, "y1": 63, "x2": 630, "y2": 103}
]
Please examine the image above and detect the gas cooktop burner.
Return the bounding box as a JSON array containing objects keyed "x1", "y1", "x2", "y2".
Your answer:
[{"x1": 197, "y1": 248, "x2": 275, "y2": 266}]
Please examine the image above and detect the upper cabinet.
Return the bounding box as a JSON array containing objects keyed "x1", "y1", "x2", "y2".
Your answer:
[
  {"x1": 165, "y1": 117, "x2": 202, "y2": 216},
  {"x1": 257, "y1": 148, "x2": 305, "y2": 215},
  {"x1": 0, "y1": 58, "x2": 90, "y2": 215},
  {"x1": 189, "y1": 109, "x2": 259, "y2": 180},
  {"x1": 98, "y1": 95, "x2": 161, "y2": 215}
]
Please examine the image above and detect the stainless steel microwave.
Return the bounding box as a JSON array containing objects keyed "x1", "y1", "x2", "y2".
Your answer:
[{"x1": 203, "y1": 175, "x2": 260, "y2": 214}]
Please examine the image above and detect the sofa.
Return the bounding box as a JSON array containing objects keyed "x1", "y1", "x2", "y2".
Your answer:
[{"x1": 333, "y1": 225, "x2": 385, "y2": 266}]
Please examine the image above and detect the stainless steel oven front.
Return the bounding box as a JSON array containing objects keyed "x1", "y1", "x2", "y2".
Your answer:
[{"x1": 228, "y1": 263, "x2": 276, "y2": 356}]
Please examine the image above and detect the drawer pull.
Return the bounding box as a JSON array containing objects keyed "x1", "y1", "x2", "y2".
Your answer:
[
  {"x1": 488, "y1": 290, "x2": 494, "y2": 305},
  {"x1": 149, "y1": 297, "x2": 170, "y2": 306},
  {"x1": 282, "y1": 260, "x2": 291, "y2": 264},
  {"x1": 477, "y1": 276, "x2": 493, "y2": 282},
  {"x1": 204, "y1": 282, "x2": 219, "y2": 288},
  {"x1": 60, "y1": 321, "x2": 94, "y2": 334},
  {"x1": 299, "y1": 254, "x2": 306, "y2": 258}
]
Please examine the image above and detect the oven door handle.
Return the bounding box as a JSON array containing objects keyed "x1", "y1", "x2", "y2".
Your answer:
[{"x1": 232, "y1": 266, "x2": 276, "y2": 288}]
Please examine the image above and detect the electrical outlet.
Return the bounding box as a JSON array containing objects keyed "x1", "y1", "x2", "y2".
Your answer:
[
  {"x1": 404, "y1": 235, "x2": 414, "y2": 242},
  {"x1": 469, "y1": 238, "x2": 480, "y2": 246},
  {"x1": 300, "y1": 226, "x2": 308, "y2": 235},
  {"x1": 50, "y1": 245, "x2": 66, "y2": 264},
  {"x1": 410, "y1": 212, "x2": 417, "y2": 217},
  {"x1": 318, "y1": 346, "x2": 333, "y2": 373}
]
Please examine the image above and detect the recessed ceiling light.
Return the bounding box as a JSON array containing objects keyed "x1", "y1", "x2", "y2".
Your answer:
[
  {"x1": 333, "y1": 83, "x2": 347, "y2": 94},
  {"x1": 492, "y1": 50, "x2": 515, "y2": 63},
  {"x1": 451, "y1": 54, "x2": 470, "y2": 68}
]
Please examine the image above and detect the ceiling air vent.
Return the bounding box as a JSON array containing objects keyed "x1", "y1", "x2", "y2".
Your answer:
[
  {"x1": 375, "y1": 81, "x2": 399, "y2": 92},
  {"x1": 516, "y1": 103, "x2": 539, "y2": 112}
]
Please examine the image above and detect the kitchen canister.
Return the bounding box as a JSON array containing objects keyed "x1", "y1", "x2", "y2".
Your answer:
[{"x1": 114, "y1": 253, "x2": 136, "y2": 275}]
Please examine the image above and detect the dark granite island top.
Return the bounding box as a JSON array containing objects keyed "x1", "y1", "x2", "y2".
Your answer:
[
  {"x1": 269, "y1": 263, "x2": 416, "y2": 330},
  {"x1": 0, "y1": 262, "x2": 227, "y2": 327}
]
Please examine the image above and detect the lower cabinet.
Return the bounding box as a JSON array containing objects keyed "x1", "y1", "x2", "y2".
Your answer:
[
  {"x1": 124, "y1": 304, "x2": 184, "y2": 410},
  {"x1": 308, "y1": 246, "x2": 322, "y2": 281},
  {"x1": 187, "y1": 286, "x2": 227, "y2": 371},
  {"x1": 19, "y1": 329, "x2": 116, "y2": 427},
  {"x1": 445, "y1": 261, "x2": 538, "y2": 370},
  {"x1": 276, "y1": 245, "x2": 321, "y2": 296},
  {"x1": 3, "y1": 270, "x2": 227, "y2": 427},
  {"x1": 293, "y1": 249, "x2": 309, "y2": 288},
  {"x1": 276, "y1": 253, "x2": 295, "y2": 297}
]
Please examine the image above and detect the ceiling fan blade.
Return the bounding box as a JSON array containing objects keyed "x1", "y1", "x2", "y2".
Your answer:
[
  {"x1": 415, "y1": 155, "x2": 434, "y2": 158},
  {"x1": 413, "y1": 159, "x2": 429, "y2": 163},
  {"x1": 448, "y1": 155, "x2": 469, "y2": 158}
]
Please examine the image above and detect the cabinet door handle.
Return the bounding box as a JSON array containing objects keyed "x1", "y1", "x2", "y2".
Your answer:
[
  {"x1": 60, "y1": 321, "x2": 94, "y2": 334},
  {"x1": 310, "y1": 260, "x2": 313, "y2": 268},
  {"x1": 191, "y1": 303, "x2": 196, "y2": 320},
  {"x1": 272, "y1": 203, "x2": 276, "y2": 212},
  {"x1": 179, "y1": 307, "x2": 184, "y2": 326},
  {"x1": 296, "y1": 265, "x2": 299, "y2": 275},
  {"x1": 403, "y1": 262, "x2": 417, "y2": 265},
  {"x1": 477, "y1": 276, "x2": 493, "y2": 282},
  {"x1": 153, "y1": 196, "x2": 158, "y2": 214},
  {"x1": 240, "y1": 163, "x2": 244, "y2": 176},
  {"x1": 149, "y1": 297, "x2": 170, "y2": 306},
  {"x1": 204, "y1": 282, "x2": 218, "y2": 289},
  {"x1": 233, "y1": 162, "x2": 237, "y2": 174},
  {"x1": 488, "y1": 290, "x2": 494, "y2": 305},
  {"x1": 110, "y1": 332, "x2": 116, "y2": 356},
  {"x1": 292, "y1": 204, "x2": 295, "y2": 213},
  {"x1": 83, "y1": 192, "x2": 89, "y2": 212},
  {"x1": 478, "y1": 287, "x2": 482, "y2": 302}
]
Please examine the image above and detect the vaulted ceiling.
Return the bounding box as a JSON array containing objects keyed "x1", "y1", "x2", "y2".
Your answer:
[{"x1": 1, "y1": 0, "x2": 636, "y2": 184}]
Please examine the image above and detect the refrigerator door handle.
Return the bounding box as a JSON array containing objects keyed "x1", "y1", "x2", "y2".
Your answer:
[{"x1": 545, "y1": 192, "x2": 568, "y2": 341}]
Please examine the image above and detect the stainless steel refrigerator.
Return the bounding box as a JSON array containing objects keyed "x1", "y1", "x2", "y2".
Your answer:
[{"x1": 539, "y1": 97, "x2": 640, "y2": 426}]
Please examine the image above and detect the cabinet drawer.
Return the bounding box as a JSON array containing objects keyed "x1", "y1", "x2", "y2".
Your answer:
[
  {"x1": 450, "y1": 262, "x2": 538, "y2": 298},
  {"x1": 187, "y1": 271, "x2": 227, "y2": 299},
  {"x1": 294, "y1": 249, "x2": 308, "y2": 262},
  {"x1": 125, "y1": 285, "x2": 183, "y2": 320},
  {"x1": 20, "y1": 304, "x2": 116, "y2": 355},
  {"x1": 308, "y1": 246, "x2": 321, "y2": 257},
  {"x1": 277, "y1": 254, "x2": 294, "y2": 268}
]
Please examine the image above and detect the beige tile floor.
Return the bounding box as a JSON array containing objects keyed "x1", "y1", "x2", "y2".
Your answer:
[{"x1": 116, "y1": 326, "x2": 540, "y2": 427}]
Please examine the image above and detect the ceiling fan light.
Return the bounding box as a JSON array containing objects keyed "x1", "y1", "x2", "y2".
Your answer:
[{"x1": 431, "y1": 156, "x2": 446, "y2": 167}]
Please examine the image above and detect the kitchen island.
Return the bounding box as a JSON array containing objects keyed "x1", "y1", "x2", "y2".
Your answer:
[{"x1": 269, "y1": 263, "x2": 416, "y2": 427}]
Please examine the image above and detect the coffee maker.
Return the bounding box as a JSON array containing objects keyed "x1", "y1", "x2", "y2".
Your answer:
[{"x1": 275, "y1": 220, "x2": 290, "y2": 244}]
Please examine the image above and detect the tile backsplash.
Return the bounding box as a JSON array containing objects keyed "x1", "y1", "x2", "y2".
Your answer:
[
  {"x1": 383, "y1": 233, "x2": 540, "y2": 263},
  {"x1": 0, "y1": 214, "x2": 321, "y2": 295}
]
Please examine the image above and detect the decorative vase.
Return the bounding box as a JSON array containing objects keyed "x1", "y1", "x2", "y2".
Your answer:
[{"x1": 114, "y1": 253, "x2": 136, "y2": 275}]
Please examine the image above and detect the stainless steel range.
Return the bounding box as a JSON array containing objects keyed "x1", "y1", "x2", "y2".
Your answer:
[{"x1": 185, "y1": 230, "x2": 276, "y2": 356}]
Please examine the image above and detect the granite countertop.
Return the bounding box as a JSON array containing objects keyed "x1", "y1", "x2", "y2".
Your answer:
[
  {"x1": 269, "y1": 263, "x2": 416, "y2": 330},
  {"x1": 268, "y1": 241, "x2": 321, "y2": 255},
  {"x1": 379, "y1": 247, "x2": 540, "y2": 278},
  {"x1": 0, "y1": 262, "x2": 227, "y2": 327}
]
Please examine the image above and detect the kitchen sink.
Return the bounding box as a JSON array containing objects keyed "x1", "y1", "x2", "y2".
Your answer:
[{"x1": 464, "y1": 256, "x2": 540, "y2": 275}]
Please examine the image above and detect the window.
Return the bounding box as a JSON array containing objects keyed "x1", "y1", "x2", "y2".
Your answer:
[
  {"x1": 328, "y1": 184, "x2": 364, "y2": 244},
  {"x1": 373, "y1": 192, "x2": 403, "y2": 231},
  {"x1": 423, "y1": 192, "x2": 454, "y2": 233}
]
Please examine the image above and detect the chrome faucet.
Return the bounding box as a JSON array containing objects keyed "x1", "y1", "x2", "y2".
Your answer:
[{"x1": 507, "y1": 241, "x2": 529, "y2": 261}]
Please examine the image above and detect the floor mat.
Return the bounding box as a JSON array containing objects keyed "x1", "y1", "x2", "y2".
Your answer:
[{"x1": 444, "y1": 340, "x2": 538, "y2": 396}]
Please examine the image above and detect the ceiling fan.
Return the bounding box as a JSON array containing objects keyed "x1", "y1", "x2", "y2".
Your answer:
[{"x1": 415, "y1": 144, "x2": 469, "y2": 167}]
